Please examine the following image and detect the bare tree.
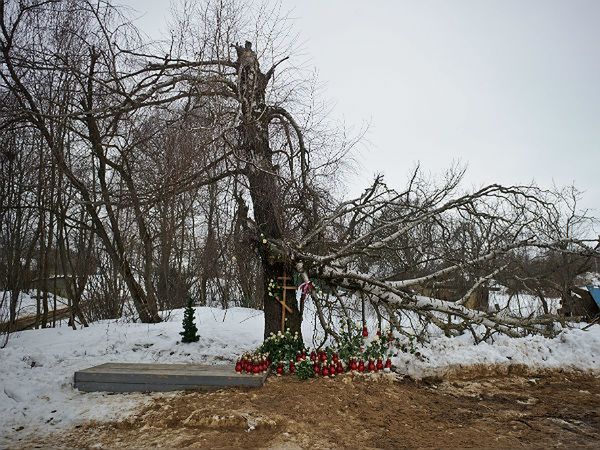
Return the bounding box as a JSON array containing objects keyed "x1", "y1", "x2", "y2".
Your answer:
[
  {"x1": 268, "y1": 169, "x2": 599, "y2": 340},
  {"x1": 1, "y1": 0, "x2": 233, "y2": 322},
  {"x1": 2, "y1": 0, "x2": 596, "y2": 346},
  {"x1": 0, "y1": 125, "x2": 41, "y2": 342}
]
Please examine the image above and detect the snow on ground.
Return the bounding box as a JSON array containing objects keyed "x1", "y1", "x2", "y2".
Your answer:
[
  {"x1": 0, "y1": 290, "x2": 69, "y2": 321},
  {"x1": 395, "y1": 325, "x2": 600, "y2": 379},
  {"x1": 579, "y1": 271, "x2": 600, "y2": 286},
  {"x1": 1, "y1": 304, "x2": 599, "y2": 445},
  {"x1": 489, "y1": 290, "x2": 561, "y2": 316},
  {"x1": 0, "y1": 307, "x2": 264, "y2": 446}
]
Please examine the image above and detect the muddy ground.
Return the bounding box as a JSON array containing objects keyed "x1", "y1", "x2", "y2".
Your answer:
[{"x1": 18, "y1": 368, "x2": 600, "y2": 449}]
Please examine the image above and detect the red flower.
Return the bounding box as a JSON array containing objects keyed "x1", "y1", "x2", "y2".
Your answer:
[{"x1": 362, "y1": 326, "x2": 369, "y2": 338}]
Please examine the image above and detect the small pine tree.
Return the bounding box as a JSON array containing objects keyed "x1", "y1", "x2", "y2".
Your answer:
[{"x1": 180, "y1": 298, "x2": 199, "y2": 343}]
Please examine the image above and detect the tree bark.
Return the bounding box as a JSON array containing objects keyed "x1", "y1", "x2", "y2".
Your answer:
[{"x1": 234, "y1": 42, "x2": 302, "y2": 339}]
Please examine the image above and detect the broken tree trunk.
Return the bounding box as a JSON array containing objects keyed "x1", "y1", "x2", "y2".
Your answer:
[{"x1": 233, "y1": 41, "x2": 302, "y2": 340}]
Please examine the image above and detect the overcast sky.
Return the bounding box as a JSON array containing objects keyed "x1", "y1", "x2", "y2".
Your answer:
[{"x1": 123, "y1": 0, "x2": 600, "y2": 217}]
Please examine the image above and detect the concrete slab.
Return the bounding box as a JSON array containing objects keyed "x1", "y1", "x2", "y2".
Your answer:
[{"x1": 74, "y1": 362, "x2": 268, "y2": 392}]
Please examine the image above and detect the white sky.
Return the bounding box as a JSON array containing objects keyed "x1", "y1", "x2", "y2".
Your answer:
[{"x1": 122, "y1": 0, "x2": 600, "y2": 218}]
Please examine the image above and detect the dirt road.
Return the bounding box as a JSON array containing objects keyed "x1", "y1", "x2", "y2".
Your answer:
[{"x1": 23, "y1": 368, "x2": 600, "y2": 449}]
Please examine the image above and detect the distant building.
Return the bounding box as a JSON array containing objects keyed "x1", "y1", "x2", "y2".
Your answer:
[
  {"x1": 563, "y1": 285, "x2": 600, "y2": 320},
  {"x1": 29, "y1": 275, "x2": 77, "y2": 299}
]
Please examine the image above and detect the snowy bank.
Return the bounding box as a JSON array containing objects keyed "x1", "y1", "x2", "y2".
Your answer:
[
  {"x1": 394, "y1": 325, "x2": 600, "y2": 379},
  {"x1": 1, "y1": 305, "x2": 599, "y2": 445},
  {"x1": 0, "y1": 290, "x2": 69, "y2": 321},
  {"x1": 0, "y1": 307, "x2": 264, "y2": 446}
]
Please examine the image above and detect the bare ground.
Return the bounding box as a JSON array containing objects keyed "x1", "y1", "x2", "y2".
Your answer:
[{"x1": 17, "y1": 368, "x2": 600, "y2": 449}]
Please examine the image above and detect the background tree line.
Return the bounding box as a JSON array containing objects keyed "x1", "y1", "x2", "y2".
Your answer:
[{"x1": 1, "y1": 0, "x2": 598, "y2": 346}]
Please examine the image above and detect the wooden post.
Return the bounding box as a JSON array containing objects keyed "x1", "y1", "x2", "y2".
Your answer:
[
  {"x1": 281, "y1": 276, "x2": 288, "y2": 331},
  {"x1": 276, "y1": 274, "x2": 295, "y2": 332}
]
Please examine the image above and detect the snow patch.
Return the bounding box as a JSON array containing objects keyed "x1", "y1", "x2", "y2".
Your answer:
[
  {"x1": 394, "y1": 325, "x2": 600, "y2": 379},
  {"x1": 1, "y1": 303, "x2": 599, "y2": 445},
  {"x1": 0, "y1": 307, "x2": 263, "y2": 445}
]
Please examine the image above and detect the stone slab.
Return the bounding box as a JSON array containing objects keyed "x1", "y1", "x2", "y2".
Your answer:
[{"x1": 74, "y1": 362, "x2": 268, "y2": 392}]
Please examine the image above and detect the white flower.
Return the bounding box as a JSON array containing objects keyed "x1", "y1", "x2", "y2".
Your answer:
[{"x1": 262, "y1": 239, "x2": 267, "y2": 244}]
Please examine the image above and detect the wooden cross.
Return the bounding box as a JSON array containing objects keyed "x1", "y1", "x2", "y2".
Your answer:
[{"x1": 276, "y1": 274, "x2": 296, "y2": 331}]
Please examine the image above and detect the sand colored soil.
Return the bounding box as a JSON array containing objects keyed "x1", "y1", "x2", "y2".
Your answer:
[{"x1": 19, "y1": 369, "x2": 600, "y2": 449}]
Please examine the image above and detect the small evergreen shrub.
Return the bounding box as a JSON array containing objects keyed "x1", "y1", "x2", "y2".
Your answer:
[{"x1": 180, "y1": 298, "x2": 199, "y2": 343}]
